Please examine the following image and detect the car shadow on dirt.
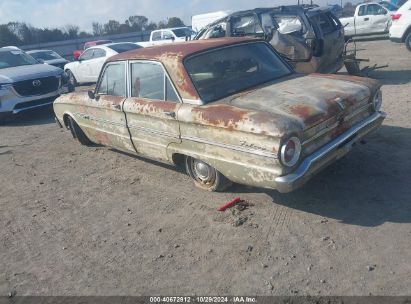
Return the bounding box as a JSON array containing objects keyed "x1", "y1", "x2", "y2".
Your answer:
[
  {"x1": 229, "y1": 125, "x2": 411, "y2": 227},
  {"x1": 1, "y1": 106, "x2": 55, "y2": 127}
]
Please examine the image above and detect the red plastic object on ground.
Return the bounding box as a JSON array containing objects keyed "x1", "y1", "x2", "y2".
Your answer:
[{"x1": 218, "y1": 196, "x2": 241, "y2": 211}]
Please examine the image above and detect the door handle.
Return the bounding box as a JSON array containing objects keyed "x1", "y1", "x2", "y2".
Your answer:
[
  {"x1": 113, "y1": 104, "x2": 121, "y2": 110},
  {"x1": 164, "y1": 111, "x2": 176, "y2": 118},
  {"x1": 364, "y1": 17, "x2": 369, "y2": 21}
]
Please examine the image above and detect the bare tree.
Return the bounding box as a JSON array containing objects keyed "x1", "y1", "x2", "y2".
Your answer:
[{"x1": 92, "y1": 22, "x2": 104, "y2": 36}]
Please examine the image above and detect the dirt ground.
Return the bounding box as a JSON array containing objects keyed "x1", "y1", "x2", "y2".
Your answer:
[{"x1": 1, "y1": 39, "x2": 410, "y2": 296}]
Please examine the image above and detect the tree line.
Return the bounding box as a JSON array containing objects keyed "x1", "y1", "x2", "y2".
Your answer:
[{"x1": 0, "y1": 15, "x2": 185, "y2": 47}]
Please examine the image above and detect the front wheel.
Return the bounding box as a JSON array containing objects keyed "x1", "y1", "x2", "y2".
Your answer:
[
  {"x1": 67, "y1": 116, "x2": 92, "y2": 146},
  {"x1": 185, "y1": 156, "x2": 232, "y2": 192},
  {"x1": 405, "y1": 32, "x2": 411, "y2": 52}
]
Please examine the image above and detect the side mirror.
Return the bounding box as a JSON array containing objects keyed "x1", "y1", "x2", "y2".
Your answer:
[
  {"x1": 88, "y1": 90, "x2": 95, "y2": 99},
  {"x1": 37, "y1": 59, "x2": 45, "y2": 64}
]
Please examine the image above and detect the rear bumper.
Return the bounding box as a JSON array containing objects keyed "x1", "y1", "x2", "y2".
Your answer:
[{"x1": 275, "y1": 111, "x2": 386, "y2": 193}]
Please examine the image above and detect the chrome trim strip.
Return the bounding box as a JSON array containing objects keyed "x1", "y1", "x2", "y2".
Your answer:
[
  {"x1": 275, "y1": 111, "x2": 386, "y2": 193},
  {"x1": 182, "y1": 98, "x2": 204, "y2": 105},
  {"x1": 74, "y1": 112, "x2": 127, "y2": 128},
  {"x1": 127, "y1": 123, "x2": 180, "y2": 139},
  {"x1": 181, "y1": 135, "x2": 278, "y2": 159},
  {"x1": 12, "y1": 101, "x2": 55, "y2": 114}
]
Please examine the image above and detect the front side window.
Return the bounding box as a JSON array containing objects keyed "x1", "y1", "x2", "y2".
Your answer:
[
  {"x1": 152, "y1": 31, "x2": 162, "y2": 41},
  {"x1": 231, "y1": 14, "x2": 263, "y2": 36},
  {"x1": 79, "y1": 49, "x2": 93, "y2": 61},
  {"x1": 200, "y1": 22, "x2": 227, "y2": 39},
  {"x1": 97, "y1": 63, "x2": 126, "y2": 97},
  {"x1": 184, "y1": 42, "x2": 291, "y2": 103},
  {"x1": 130, "y1": 61, "x2": 179, "y2": 102},
  {"x1": 358, "y1": 5, "x2": 366, "y2": 16}
]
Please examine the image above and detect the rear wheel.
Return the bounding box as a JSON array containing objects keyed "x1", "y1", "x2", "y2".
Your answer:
[
  {"x1": 66, "y1": 69, "x2": 78, "y2": 87},
  {"x1": 185, "y1": 156, "x2": 232, "y2": 192},
  {"x1": 405, "y1": 32, "x2": 411, "y2": 52},
  {"x1": 67, "y1": 116, "x2": 92, "y2": 146}
]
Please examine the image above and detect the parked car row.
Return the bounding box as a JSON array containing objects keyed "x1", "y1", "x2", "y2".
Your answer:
[{"x1": 0, "y1": 47, "x2": 69, "y2": 122}]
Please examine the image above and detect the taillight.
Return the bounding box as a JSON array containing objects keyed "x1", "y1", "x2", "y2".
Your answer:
[
  {"x1": 392, "y1": 14, "x2": 402, "y2": 21},
  {"x1": 280, "y1": 137, "x2": 302, "y2": 167}
]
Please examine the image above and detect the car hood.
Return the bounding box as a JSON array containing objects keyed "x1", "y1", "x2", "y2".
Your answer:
[
  {"x1": 226, "y1": 73, "x2": 380, "y2": 130},
  {"x1": 0, "y1": 64, "x2": 63, "y2": 84}
]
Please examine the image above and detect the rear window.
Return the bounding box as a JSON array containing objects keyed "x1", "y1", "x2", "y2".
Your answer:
[
  {"x1": 107, "y1": 43, "x2": 141, "y2": 54},
  {"x1": 184, "y1": 42, "x2": 291, "y2": 103}
]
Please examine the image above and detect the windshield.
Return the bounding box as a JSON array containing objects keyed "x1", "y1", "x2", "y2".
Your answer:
[
  {"x1": 172, "y1": 28, "x2": 194, "y2": 37},
  {"x1": 107, "y1": 43, "x2": 141, "y2": 53},
  {"x1": 184, "y1": 42, "x2": 291, "y2": 103},
  {"x1": 29, "y1": 50, "x2": 63, "y2": 61},
  {"x1": 0, "y1": 50, "x2": 38, "y2": 69}
]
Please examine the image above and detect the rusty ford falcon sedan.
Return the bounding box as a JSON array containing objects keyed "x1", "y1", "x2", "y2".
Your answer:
[{"x1": 53, "y1": 37, "x2": 386, "y2": 193}]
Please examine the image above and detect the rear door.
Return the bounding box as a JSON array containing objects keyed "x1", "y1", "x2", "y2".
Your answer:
[
  {"x1": 123, "y1": 61, "x2": 181, "y2": 162},
  {"x1": 364, "y1": 4, "x2": 390, "y2": 33}
]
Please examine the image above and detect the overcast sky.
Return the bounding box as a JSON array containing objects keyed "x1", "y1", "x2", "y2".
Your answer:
[{"x1": 0, "y1": 0, "x2": 346, "y2": 32}]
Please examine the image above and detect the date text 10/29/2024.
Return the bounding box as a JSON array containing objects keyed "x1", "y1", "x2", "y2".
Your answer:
[{"x1": 149, "y1": 297, "x2": 257, "y2": 303}]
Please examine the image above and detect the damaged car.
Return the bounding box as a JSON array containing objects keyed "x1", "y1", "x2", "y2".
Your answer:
[
  {"x1": 194, "y1": 6, "x2": 346, "y2": 74},
  {"x1": 54, "y1": 38, "x2": 385, "y2": 193}
]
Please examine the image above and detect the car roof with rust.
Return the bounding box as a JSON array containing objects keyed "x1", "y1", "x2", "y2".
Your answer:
[{"x1": 107, "y1": 37, "x2": 259, "y2": 63}]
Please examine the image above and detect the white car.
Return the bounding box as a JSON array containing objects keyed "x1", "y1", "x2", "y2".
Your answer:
[
  {"x1": 340, "y1": 2, "x2": 392, "y2": 37},
  {"x1": 64, "y1": 42, "x2": 141, "y2": 86},
  {"x1": 389, "y1": 0, "x2": 411, "y2": 51}
]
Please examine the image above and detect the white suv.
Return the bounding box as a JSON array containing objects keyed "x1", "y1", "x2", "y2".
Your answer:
[{"x1": 389, "y1": 0, "x2": 411, "y2": 51}]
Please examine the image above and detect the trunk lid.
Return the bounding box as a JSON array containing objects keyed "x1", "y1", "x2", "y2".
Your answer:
[{"x1": 226, "y1": 73, "x2": 378, "y2": 130}]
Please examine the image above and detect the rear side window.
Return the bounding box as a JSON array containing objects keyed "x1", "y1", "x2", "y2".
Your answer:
[
  {"x1": 311, "y1": 13, "x2": 337, "y2": 35},
  {"x1": 366, "y1": 4, "x2": 387, "y2": 15},
  {"x1": 93, "y1": 49, "x2": 106, "y2": 58},
  {"x1": 97, "y1": 63, "x2": 126, "y2": 97},
  {"x1": 130, "y1": 62, "x2": 179, "y2": 102}
]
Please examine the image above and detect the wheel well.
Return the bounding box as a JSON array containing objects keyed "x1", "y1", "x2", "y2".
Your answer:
[
  {"x1": 172, "y1": 153, "x2": 186, "y2": 168},
  {"x1": 63, "y1": 114, "x2": 71, "y2": 128},
  {"x1": 403, "y1": 26, "x2": 411, "y2": 42}
]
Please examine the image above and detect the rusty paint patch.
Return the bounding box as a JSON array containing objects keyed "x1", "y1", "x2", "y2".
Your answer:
[{"x1": 192, "y1": 104, "x2": 249, "y2": 127}]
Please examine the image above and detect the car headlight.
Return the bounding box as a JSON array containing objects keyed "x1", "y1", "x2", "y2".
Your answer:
[
  {"x1": 280, "y1": 136, "x2": 302, "y2": 167},
  {"x1": 372, "y1": 90, "x2": 382, "y2": 112}
]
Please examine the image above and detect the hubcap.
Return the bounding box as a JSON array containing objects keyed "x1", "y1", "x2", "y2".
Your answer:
[{"x1": 192, "y1": 159, "x2": 215, "y2": 183}]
